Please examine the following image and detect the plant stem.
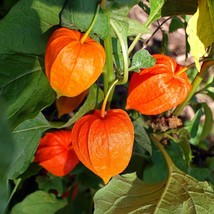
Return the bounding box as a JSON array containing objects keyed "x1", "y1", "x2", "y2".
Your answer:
[
  {"x1": 80, "y1": 4, "x2": 100, "y2": 44},
  {"x1": 101, "y1": 79, "x2": 119, "y2": 117},
  {"x1": 103, "y1": 34, "x2": 115, "y2": 96},
  {"x1": 173, "y1": 60, "x2": 214, "y2": 117},
  {"x1": 110, "y1": 20, "x2": 129, "y2": 85},
  {"x1": 128, "y1": 33, "x2": 142, "y2": 55}
]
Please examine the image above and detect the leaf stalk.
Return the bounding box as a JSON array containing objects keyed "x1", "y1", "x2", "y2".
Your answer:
[
  {"x1": 101, "y1": 79, "x2": 119, "y2": 117},
  {"x1": 80, "y1": 4, "x2": 100, "y2": 44}
]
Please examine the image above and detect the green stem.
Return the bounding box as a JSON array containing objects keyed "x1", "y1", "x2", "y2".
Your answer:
[
  {"x1": 128, "y1": 33, "x2": 142, "y2": 55},
  {"x1": 80, "y1": 4, "x2": 100, "y2": 44},
  {"x1": 101, "y1": 79, "x2": 119, "y2": 117},
  {"x1": 110, "y1": 20, "x2": 129, "y2": 85},
  {"x1": 103, "y1": 34, "x2": 115, "y2": 96},
  {"x1": 173, "y1": 60, "x2": 214, "y2": 117}
]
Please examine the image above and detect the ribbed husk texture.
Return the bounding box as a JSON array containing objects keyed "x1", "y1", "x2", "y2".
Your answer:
[
  {"x1": 71, "y1": 109, "x2": 134, "y2": 184},
  {"x1": 34, "y1": 130, "x2": 79, "y2": 176},
  {"x1": 126, "y1": 54, "x2": 192, "y2": 115},
  {"x1": 45, "y1": 28, "x2": 106, "y2": 97}
]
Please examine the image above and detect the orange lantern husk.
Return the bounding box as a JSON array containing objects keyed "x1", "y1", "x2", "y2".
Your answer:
[
  {"x1": 71, "y1": 109, "x2": 134, "y2": 184},
  {"x1": 34, "y1": 130, "x2": 79, "y2": 176},
  {"x1": 126, "y1": 54, "x2": 192, "y2": 115},
  {"x1": 45, "y1": 28, "x2": 106, "y2": 97}
]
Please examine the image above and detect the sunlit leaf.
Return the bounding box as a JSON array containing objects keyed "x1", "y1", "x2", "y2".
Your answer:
[
  {"x1": 128, "y1": 19, "x2": 150, "y2": 36},
  {"x1": 186, "y1": 0, "x2": 214, "y2": 70},
  {"x1": 94, "y1": 173, "x2": 166, "y2": 213},
  {"x1": 145, "y1": 0, "x2": 164, "y2": 26},
  {"x1": 129, "y1": 49, "x2": 156, "y2": 72},
  {"x1": 110, "y1": 1, "x2": 149, "y2": 38},
  {"x1": 94, "y1": 136, "x2": 214, "y2": 213}
]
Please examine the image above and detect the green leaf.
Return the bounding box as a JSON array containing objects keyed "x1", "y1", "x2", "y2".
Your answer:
[
  {"x1": 0, "y1": 0, "x2": 19, "y2": 18},
  {"x1": 157, "y1": 167, "x2": 214, "y2": 213},
  {"x1": 94, "y1": 138, "x2": 214, "y2": 213},
  {"x1": 185, "y1": 107, "x2": 203, "y2": 144},
  {"x1": 55, "y1": 84, "x2": 104, "y2": 128},
  {"x1": 157, "y1": 128, "x2": 192, "y2": 166},
  {"x1": 7, "y1": 113, "x2": 52, "y2": 179},
  {"x1": 185, "y1": 103, "x2": 213, "y2": 145},
  {"x1": 110, "y1": 1, "x2": 146, "y2": 37},
  {"x1": 112, "y1": 0, "x2": 150, "y2": 37},
  {"x1": 133, "y1": 116, "x2": 152, "y2": 154},
  {"x1": 145, "y1": 0, "x2": 165, "y2": 26},
  {"x1": 94, "y1": 173, "x2": 166, "y2": 214},
  {"x1": 173, "y1": 128, "x2": 191, "y2": 165},
  {"x1": 143, "y1": 146, "x2": 168, "y2": 183},
  {"x1": 110, "y1": 8, "x2": 129, "y2": 38},
  {"x1": 169, "y1": 16, "x2": 185, "y2": 33},
  {"x1": 10, "y1": 191, "x2": 67, "y2": 214},
  {"x1": 208, "y1": 0, "x2": 214, "y2": 30},
  {"x1": 0, "y1": 0, "x2": 66, "y2": 55},
  {"x1": 129, "y1": 22, "x2": 150, "y2": 37},
  {"x1": 61, "y1": 0, "x2": 109, "y2": 39},
  {"x1": 128, "y1": 19, "x2": 150, "y2": 36},
  {"x1": 188, "y1": 166, "x2": 212, "y2": 182},
  {"x1": 36, "y1": 175, "x2": 64, "y2": 196},
  {"x1": 0, "y1": 100, "x2": 15, "y2": 213},
  {"x1": 0, "y1": 54, "x2": 55, "y2": 129},
  {"x1": 186, "y1": 0, "x2": 214, "y2": 70},
  {"x1": 129, "y1": 49, "x2": 156, "y2": 72}
]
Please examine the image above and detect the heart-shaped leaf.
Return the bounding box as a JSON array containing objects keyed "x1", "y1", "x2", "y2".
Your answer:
[
  {"x1": 0, "y1": 54, "x2": 55, "y2": 129},
  {"x1": 0, "y1": 0, "x2": 66, "y2": 55},
  {"x1": 8, "y1": 113, "x2": 52, "y2": 179},
  {"x1": 94, "y1": 134, "x2": 214, "y2": 213}
]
